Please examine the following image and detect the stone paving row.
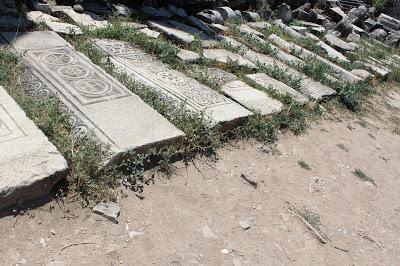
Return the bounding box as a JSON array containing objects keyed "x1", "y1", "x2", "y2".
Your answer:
[
  {"x1": 92, "y1": 38, "x2": 252, "y2": 129},
  {"x1": 0, "y1": 85, "x2": 68, "y2": 211},
  {"x1": 1, "y1": 31, "x2": 185, "y2": 165}
]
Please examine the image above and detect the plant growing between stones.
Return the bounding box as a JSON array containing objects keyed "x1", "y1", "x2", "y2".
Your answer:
[
  {"x1": 298, "y1": 160, "x2": 311, "y2": 170},
  {"x1": 353, "y1": 169, "x2": 376, "y2": 186}
]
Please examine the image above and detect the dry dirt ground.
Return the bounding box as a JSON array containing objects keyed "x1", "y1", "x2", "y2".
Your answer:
[{"x1": 1, "y1": 83, "x2": 400, "y2": 265}]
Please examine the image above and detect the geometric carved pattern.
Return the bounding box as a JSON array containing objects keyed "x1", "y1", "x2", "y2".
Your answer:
[
  {"x1": 94, "y1": 39, "x2": 232, "y2": 111},
  {"x1": 0, "y1": 103, "x2": 26, "y2": 143}
]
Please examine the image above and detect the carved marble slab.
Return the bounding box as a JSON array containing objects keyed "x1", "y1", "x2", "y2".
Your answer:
[
  {"x1": 92, "y1": 38, "x2": 252, "y2": 129},
  {"x1": 203, "y1": 49, "x2": 258, "y2": 69},
  {"x1": 246, "y1": 73, "x2": 309, "y2": 104},
  {"x1": 222, "y1": 80, "x2": 283, "y2": 115},
  {"x1": 0, "y1": 85, "x2": 68, "y2": 210},
  {"x1": 1, "y1": 31, "x2": 184, "y2": 164}
]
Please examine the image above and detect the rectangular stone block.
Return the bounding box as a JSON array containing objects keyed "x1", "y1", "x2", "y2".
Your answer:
[
  {"x1": 246, "y1": 73, "x2": 309, "y2": 104},
  {"x1": 0, "y1": 86, "x2": 68, "y2": 210},
  {"x1": 203, "y1": 48, "x2": 258, "y2": 69},
  {"x1": 268, "y1": 34, "x2": 363, "y2": 84},
  {"x1": 1, "y1": 31, "x2": 184, "y2": 164},
  {"x1": 222, "y1": 80, "x2": 283, "y2": 115},
  {"x1": 59, "y1": 9, "x2": 108, "y2": 29},
  {"x1": 147, "y1": 20, "x2": 194, "y2": 44},
  {"x1": 92, "y1": 38, "x2": 252, "y2": 129}
]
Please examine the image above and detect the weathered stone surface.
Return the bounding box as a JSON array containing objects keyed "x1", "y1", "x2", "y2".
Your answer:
[
  {"x1": 27, "y1": 11, "x2": 59, "y2": 23},
  {"x1": 244, "y1": 49, "x2": 336, "y2": 100},
  {"x1": 169, "y1": 20, "x2": 213, "y2": 41},
  {"x1": 92, "y1": 202, "x2": 120, "y2": 223},
  {"x1": 276, "y1": 3, "x2": 293, "y2": 24},
  {"x1": 114, "y1": 4, "x2": 133, "y2": 17},
  {"x1": 192, "y1": 67, "x2": 238, "y2": 86},
  {"x1": 273, "y1": 19, "x2": 302, "y2": 38},
  {"x1": 336, "y1": 18, "x2": 353, "y2": 37},
  {"x1": 325, "y1": 33, "x2": 356, "y2": 52},
  {"x1": 2, "y1": 31, "x2": 183, "y2": 164},
  {"x1": 197, "y1": 9, "x2": 223, "y2": 24},
  {"x1": 203, "y1": 49, "x2": 258, "y2": 69},
  {"x1": 187, "y1": 15, "x2": 215, "y2": 36},
  {"x1": 351, "y1": 69, "x2": 374, "y2": 79},
  {"x1": 209, "y1": 23, "x2": 228, "y2": 33},
  {"x1": 369, "y1": 28, "x2": 388, "y2": 40},
  {"x1": 290, "y1": 25, "x2": 307, "y2": 35},
  {"x1": 177, "y1": 48, "x2": 200, "y2": 62},
  {"x1": 59, "y1": 9, "x2": 108, "y2": 29},
  {"x1": 216, "y1": 6, "x2": 236, "y2": 20},
  {"x1": 317, "y1": 41, "x2": 349, "y2": 62},
  {"x1": 147, "y1": 20, "x2": 194, "y2": 44},
  {"x1": 247, "y1": 73, "x2": 309, "y2": 104},
  {"x1": 346, "y1": 32, "x2": 361, "y2": 42},
  {"x1": 222, "y1": 80, "x2": 283, "y2": 115},
  {"x1": 242, "y1": 11, "x2": 261, "y2": 22},
  {"x1": 328, "y1": 7, "x2": 348, "y2": 23},
  {"x1": 121, "y1": 21, "x2": 147, "y2": 29},
  {"x1": 0, "y1": 85, "x2": 68, "y2": 211},
  {"x1": 93, "y1": 39, "x2": 252, "y2": 128},
  {"x1": 268, "y1": 34, "x2": 362, "y2": 84},
  {"x1": 247, "y1": 21, "x2": 270, "y2": 30},
  {"x1": 168, "y1": 4, "x2": 187, "y2": 18},
  {"x1": 45, "y1": 21, "x2": 83, "y2": 35},
  {"x1": 139, "y1": 28, "x2": 160, "y2": 39},
  {"x1": 305, "y1": 32, "x2": 320, "y2": 41},
  {"x1": 238, "y1": 24, "x2": 264, "y2": 37},
  {"x1": 356, "y1": 60, "x2": 390, "y2": 79}
]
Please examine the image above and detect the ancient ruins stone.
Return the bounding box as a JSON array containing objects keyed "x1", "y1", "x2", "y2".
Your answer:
[
  {"x1": 377, "y1": 13, "x2": 400, "y2": 31},
  {"x1": 187, "y1": 15, "x2": 215, "y2": 36},
  {"x1": 0, "y1": 86, "x2": 68, "y2": 211},
  {"x1": 247, "y1": 21, "x2": 271, "y2": 30},
  {"x1": 59, "y1": 8, "x2": 108, "y2": 29},
  {"x1": 203, "y1": 67, "x2": 238, "y2": 85},
  {"x1": 216, "y1": 6, "x2": 236, "y2": 20},
  {"x1": 209, "y1": 23, "x2": 228, "y2": 33},
  {"x1": 273, "y1": 19, "x2": 302, "y2": 38},
  {"x1": 328, "y1": 7, "x2": 348, "y2": 23},
  {"x1": 369, "y1": 28, "x2": 388, "y2": 40},
  {"x1": 168, "y1": 4, "x2": 187, "y2": 18},
  {"x1": 290, "y1": 25, "x2": 307, "y2": 35},
  {"x1": 27, "y1": 11, "x2": 82, "y2": 35},
  {"x1": 139, "y1": 27, "x2": 160, "y2": 38},
  {"x1": 222, "y1": 80, "x2": 283, "y2": 115},
  {"x1": 242, "y1": 11, "x2": 261, "y2": 22},
  {"x1": 238, "y1": 24, "x2": 264, "y2": 37},
  {"x1": 2, "y1": 31, "x2": 184, "y2": 164},
  {"x1": 27, "y1": 11, "x2": 60, "y2": 23},
  {"x1": 121, "y1": 21, "x2": 147, "y2": 29},
  {"x1": 92, "y1": 39, "x2": 252, "y2": 129},
  {"x1": 203, "y1": 49, "x2": 258, "y2": 69},
  {"x1": 177, "y1": 48, "x2": 200, "y2": 62},
  {"x1": 276, "y1": 3, "x2": 293, "y2": 24},
  {"x1": 246, "y1": 73, "x2": 309, "y2": 104},
  {"x1": 93, "y1": 202, "x2": 120, "y2": 223},
  {"x1": 356, "y1": 60, "x2": 390, "y2": 79},
  {"x1": 336, "y1": 18, "x2": 353, "y2": 37},
  {"x1": 346, "y1": 32, "x2": 361, "y2": 42},
  {"x1": 351, "y1": 69, "x2": 373, "y2": 79},
  {"x1": 197, "y1": 9, "x2": 223, "y2": 24},
  {"x1": 317, "y1": 41, "x2": 349, "y2": 62},
  {"x1": 147, "y1": 21, "x2": 194, "y2": 44},
  {"x1": 325, "y1": 33, "x2": 356, "y2": 51},
  {"x1": 268, "y1": 34, "x2": 363, "y2": 84}
]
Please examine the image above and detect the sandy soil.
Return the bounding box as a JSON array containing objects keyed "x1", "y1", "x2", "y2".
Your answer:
[{"x1": 1, "y1": 84, "x2": 399, "y2": 266}]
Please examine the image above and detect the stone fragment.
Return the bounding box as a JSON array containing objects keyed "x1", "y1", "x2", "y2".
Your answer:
[
  {"x1": 369, "y1": 28, "x2": 388, "y2": 40},
  {"x1": 290, "y1": 25, "x2": 307, "y2": 35},
  {"x1": 142, "y1": 5, "x2": 170, "y2": 19},
  {"x1": 168, "y1": 4, "x2": 187, "y2": 18},
  {"x1": 139, "y1": 27, "x2": 160, "y2": 38},
  {"x1": 239, "y1": 217, "x2": 256, "y2": 230},
  {"x1": 351, "y1": 69, "x2": 374, "y2": 79},
  {"x1": 203, "y1": 49, "x2": 258, "y2": 69},
  {"x1": 114, "y1": 4, "x2": 133, "y2": 17},
  {"x1": 336, "y1": 18, "x2": 353, "y2": 37},
  {"x1": 92, "y1": 202, "x2": 120, "y2": 223},
  {"x1": 246, "y1": 73, "x2": 309, "y2": 104},
  {"x1": 27, "y1": 11, "x2": 59, "y2": 23},
  {"x1": 93, "y1": 39, "x2": 252, "y2": 129},
  {"x1": 377, "y1": 13, "x2": 400, "y2": 31},
  {"x1": 273, "y1": 19, "x2": 302, "y2": 38},
  {"x1": 325, "y1": 33, "x2": 356, "y2": 51},
  {"x1": 268, "y1": 34, "x2": 362, "y2": 83},
  {"x1": 2, "y1": 31, "x2": 183, "y2": 164},
  {"x1": 276, "y1": 3, "x2": 293, "y2": 24},
  {"x1": 305, "y1": 32, "x2": 320, "y2": 41},
  {"x1": 310, "y1": 26, "x2": 326, "y2": 35},
  {"x1": 187, "y1": 15, "x2": 215, "y2": 36},
  {"x1": 197, "y1": 9, "x2": 223, "y2": 24},
  {"x1": 59, "y1": 9, "x2": 108, "y2": 29},
  {"x1": 356, "y1": 60, "x2": 390, "y2": 79},
  {"x1": 216, "y1": 6, "x2": 236, "y2": 20},
  {"x1": 192, "y1": 67, "x2": 238, "y2": 86},
  {"x1": 147, "y1": 21, "x2": 194, "y2": 44},
  {"x1": 209, "y1": 23, "x2": 228, "y2": 33},
  {"x1": 222, "y1": 80, "x2": 283, "y2": 115},
  {"x1": 238, "y1": 24, "x2": 264, "y2": 37},
  {"x1": 177, "y1": 48, "x2": 200, "y2": 62},
  {"x1": 121, "y1": 21, "x2": 147, "y2": 29},
  {"x1": 346, "y1": 32, "x2": 361, "y2": 42},
  {"x1": 317, "y1": 41, "x2": 349, "y2": 62},
  {"x1": 328, "y1": 7, "x2": 348, "y2": 23},
  {"x1": 308, "y1": 9, "x2": 318, "y2": 23},
  {"x1": 247, "y1": 21, "x2": 270, "y2": 30},
  {"x1": 242, "y1": 11, "x2": 261, "y2": 22},
  {"x1": 0, "y1": 86, "x2": 68, "y2": 211},
  {"x1": 45, "y1": 21, "x2": 83, "y2": 35},
  {"x1": 169, "y1": 20, "x2": 213, "y2": 41}
]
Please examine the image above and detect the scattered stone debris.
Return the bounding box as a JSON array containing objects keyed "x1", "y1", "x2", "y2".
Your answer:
[
  {"x1": 239, "y1": 217, "x2": 256, "y2": 230},
  {"x1": 92, "y1": 202, "x2": 121, "y2": 223}
]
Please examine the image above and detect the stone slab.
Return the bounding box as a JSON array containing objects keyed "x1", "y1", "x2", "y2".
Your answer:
[
  {"x1": 147, "y1": 20, "x2": 194, "y2": 44},
  {"x1": 222, "y1": 80, "x2": 283, "y2": 115},
  {"x1": 351, "y1": 69, "x2": 374, "y2": 79},
  {"x1": 203, "y1": 49, "x2": 258, "y2": 69},
  {"x1": 168, "y1": 20, "x2": 214, "y2": 41},
  {"x1": 27, "y1": 10, "x2": 83, "y2": 35},
  {"x1": 0, "y1": 86, "x2": 68, "y2": 211},
  {"x1": 27, "y1": 11, "x2": 60, "y2": 23},
  {"x1": 325, "y1": 33, "x2": 356, "y2": 52},
  {"x1": 92, "y1": 39, "x2": 252, "y2": 129},
  {"x1": 273, "y1": 19, "x2": 303, "y2": 38},
  {"x1": 121, "y1": 21, "x2": 147, "y2": 29},
  {"x1": 190, "y1": 67, "x2": 238, "y2": 86},
  {"x1": 355, "y1": 60, "x2": 390, "y2": 79},
  {"x1": 268, "y1": 34, "x2": 362, "y2": 84},
  {"x1": 60, "y1": 9, "x2": 108, "y2": 29},
  {"x1": 244, "y1": 49, "x2": 336, "y2": 100},
  {"x1": 247, "y1": 21, "x2": 271, "y2": 30},
  {"x1": 2, "y1": 31, "x2": 184, "y2": 164},
  {"x1": 316, "y1": 40, "x2": 349, "y2": 62},
  {"x1": 238, "y1": 24, "x2": 264, "y2": 37},
  {"x1": 177, "y1": 48, "x2": 200, "y2": 62},
  {"x1": 139, "y1": 27, "x2": 160, "y2": 38},
  {"x1": 247, "y1": 73, "x2": 309, "y2": 104}
]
